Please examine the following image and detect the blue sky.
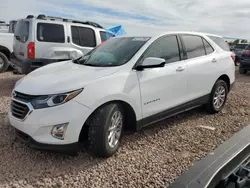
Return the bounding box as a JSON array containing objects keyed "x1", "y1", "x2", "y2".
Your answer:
[{"x1": 1, "y1": 0, "x2": 250, "y2": 39}]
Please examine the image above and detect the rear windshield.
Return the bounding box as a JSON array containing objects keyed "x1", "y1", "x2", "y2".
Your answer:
[
  {"x1": 207, "y1": 36, "x2": 230, "y2": 51},
  {"x1": 37, "y1": 23, "x2": 65, "y2": 43},
  {"x1": 77, "y1": 37, "x2": 150, "y2": 67},
  {"x1": 234, "y1": 44, "x2": 248, "y2": 49},
  {"x1": 15, "y1": 21, "x2": 29, "y2": 43}
]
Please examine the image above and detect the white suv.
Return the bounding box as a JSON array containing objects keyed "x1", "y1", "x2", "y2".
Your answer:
[
  {"x1": 10, "y1": 15, "x2": 114, "y2": 74},
  {"x1": 9, "y1": 32, "x2": 235, "y2": 157}
]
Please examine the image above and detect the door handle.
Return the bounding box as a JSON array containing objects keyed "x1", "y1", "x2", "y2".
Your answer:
[
  {"x1": 212, "y1": 58, "x2": 217, "y2": 63},
  {"x1": 176, "y1": 67, "x2": 185, "y2": 72}
]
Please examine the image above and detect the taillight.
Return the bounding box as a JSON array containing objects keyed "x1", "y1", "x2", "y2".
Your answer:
[
  {"x1": 242, "y1": 50, "x2": 250, "y2": 55},
  {"x1": 231, "y1": 54, "x2": 235, "y2": 62},
  {"x1": 27, "y1": 42, "x2": 35, "y2": 59}
]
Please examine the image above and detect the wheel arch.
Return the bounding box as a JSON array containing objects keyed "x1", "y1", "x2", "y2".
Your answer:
[
  {"x1": 78, "y1": 99, "x2": 138, "y2": 142},
  {"x1": 217, "y1": 74, "x2": 230, "y2": 91},
  {"x1": 0, "y1": 45, "x2": 11, "y2": 59}
]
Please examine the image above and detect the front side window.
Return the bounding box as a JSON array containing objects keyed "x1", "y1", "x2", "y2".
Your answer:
[
  {"x1": 37, "y1": 23, "x2": 65, "y2": 43},
  {"x1": 76, "y1": 37, "x2": 150, "y2": 67},
  {"x1": 141, "y1": 35, "x2": 181, "y2": 64},
  {"x1": 182, "y1": 35, "x2": 206, "y2": 59},
  {"x1": 15, "y1": 21, "x2": 29, "y2": 43},
  {"x1": 71, "y1": 26, "x2": 96, "y2": 47}
]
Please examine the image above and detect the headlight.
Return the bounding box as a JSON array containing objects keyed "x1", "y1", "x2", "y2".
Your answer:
[{"x1": 31, "y1": 89, "x2": 83, "y2": 109}]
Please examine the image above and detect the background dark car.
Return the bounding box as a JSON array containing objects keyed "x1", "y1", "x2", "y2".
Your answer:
[
  {"x1": 233, "y1": 44, "x2": 248, "y2": 63},
  {"x1": 240, "y1": 44, "x2": 250, "y2": 74}
]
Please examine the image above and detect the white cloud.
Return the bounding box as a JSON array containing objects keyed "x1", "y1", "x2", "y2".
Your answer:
[{"x1": 0, "y1": 0, "x2": 250, "y2": 39}]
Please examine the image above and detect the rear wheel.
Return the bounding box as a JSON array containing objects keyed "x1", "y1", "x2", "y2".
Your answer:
[
  {"x1": 239, "y1": 68, "x2": 247, "y2": 74},
  {"x1": 87, "y1": 103, "x2": 124, "y2": 158},
  {"x1": 206, "y1": 80, "x2": 228, "y2": 114},
  {"x1": 0, "y1": 52, "x2": 9, "y2": 73}
]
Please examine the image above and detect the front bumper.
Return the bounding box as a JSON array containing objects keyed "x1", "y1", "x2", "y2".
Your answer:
[
  {"x1": 10, "y1": 53, "x2": 68, "y2": 74},
  {"x1": 15, "y1": 128, "x2": 79, "y2": 153},
  {"x1": 9, "y1": 99, "x2": 92, "y2": 151}
]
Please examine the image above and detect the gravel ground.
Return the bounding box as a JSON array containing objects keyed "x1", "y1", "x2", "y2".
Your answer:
[{"x1": 0, "y1": 69, "x2": 250, "y2": 188}]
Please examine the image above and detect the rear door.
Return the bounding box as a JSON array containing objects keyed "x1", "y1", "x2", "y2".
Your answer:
[
  {"x1": 69, "y1": 24, "x2": 97, "y2": 55},
  {"x1": 180, "y1": 34, "x2": 217, "y2": 101},
  {"x1": 13, "y1": 20, "x2": 32, "y2": 61},
  {"x1": 35, "y1": 21, "x2": 66, "y2": 58}
]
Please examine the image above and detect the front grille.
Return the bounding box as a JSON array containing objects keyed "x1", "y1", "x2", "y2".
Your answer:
[
  {"x1": 14, "y1": 91, "x2": 37, "y2": 102},
  {"x1": 11, "y1": 100, "x2": 29, "y2": 120}
]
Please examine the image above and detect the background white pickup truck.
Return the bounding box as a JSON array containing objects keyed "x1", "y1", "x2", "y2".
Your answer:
[{"x1": 0, "y1": 32, "x2": 14, "y2": 72}]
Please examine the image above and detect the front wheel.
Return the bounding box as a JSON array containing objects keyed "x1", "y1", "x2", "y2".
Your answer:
[
  {"x1": 206, "y1": 80, "x2": 228, "y2": 114},
  {"x1": 88, "y1": 103, "x2": 124, "y2": 158}
]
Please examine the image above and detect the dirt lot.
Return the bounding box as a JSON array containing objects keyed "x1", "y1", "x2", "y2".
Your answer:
[{"x1": 0, "y1": 70, "x2": 250, "y2": 188}]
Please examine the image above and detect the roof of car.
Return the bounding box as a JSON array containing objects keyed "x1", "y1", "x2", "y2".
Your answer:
[{"x1": 119, "y1": 31, "x2": 222, "y2": 39}]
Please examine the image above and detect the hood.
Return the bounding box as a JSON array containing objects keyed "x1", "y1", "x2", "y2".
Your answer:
[{"x1": 15, "y1": 60, "x2": 120, "y2": 95}]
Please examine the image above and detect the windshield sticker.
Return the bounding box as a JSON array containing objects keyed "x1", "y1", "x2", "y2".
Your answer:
[{"x1": 132, "y1": 37, "x2": 150, "y2": 41}]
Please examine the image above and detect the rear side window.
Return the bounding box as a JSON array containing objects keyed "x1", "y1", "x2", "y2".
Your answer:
[
  {"x1": 37, "y1": 23, "x2": 65, "y2": 43},
  {"x1": 182, "y1": 35, "x2": 206, "y2": 59},
  {"x1": 208, "y1": 36, "x2": 230, "y2": 51},
  {"x1": 202, "y1": 39, "x2": 214, "y2": 55},
  {"x1": 100, "y1": 31, "x2": 114, "y2": 42},
  {"x1": 15, "y1": 21, "x2": 29, "y2": 43},
  {"x1": 141, "y1": 35, "x2": 180, "y2": 64},
  {"x1": 71, "y1": 26, "x2": 96, "y2": 47}
]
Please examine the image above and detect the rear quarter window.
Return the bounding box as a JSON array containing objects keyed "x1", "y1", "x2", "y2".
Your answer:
[
  {"x1": 207, "y1": 36, "x2": 230, "y2": 51},
  {"x1": 37, "y1": 23, "x2": 65, "y2": 43}
]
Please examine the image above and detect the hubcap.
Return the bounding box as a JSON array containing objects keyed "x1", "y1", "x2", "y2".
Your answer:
[
  {"x1": 213, "y1": 86, "x2": 226, "y2": 109},
  {"x1": 0, "y1": 57, "x2": 4, "y2": 69},
  {"x1": 108, "y1": 110, "x2": 123, "y2": 148}
]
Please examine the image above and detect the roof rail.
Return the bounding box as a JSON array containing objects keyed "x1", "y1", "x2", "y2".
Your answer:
[
  {"x1": 26, "y1": 15, "x2": 34, "y2": 19},
  {"x1": 35, "y1": 14, "x2": 103, "y2": 28}
]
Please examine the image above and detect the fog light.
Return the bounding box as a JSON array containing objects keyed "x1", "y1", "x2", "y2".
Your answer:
[{"x1": 51, "y1": 123, "x2": 68, "y2": 140}]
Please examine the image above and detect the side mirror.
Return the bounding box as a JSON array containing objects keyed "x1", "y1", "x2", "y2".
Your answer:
[{"x1": 136, "y1": 57, "x2": 166, "y2": 71}]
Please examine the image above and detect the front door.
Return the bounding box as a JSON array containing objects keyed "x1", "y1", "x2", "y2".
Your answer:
[{"x1": 136, "y1": 35, "x2": 188, "y2": 122}]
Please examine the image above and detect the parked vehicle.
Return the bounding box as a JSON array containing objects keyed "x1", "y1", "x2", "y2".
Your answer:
[
  {"x1": 169, "y1": 124, "x2": 250, "y2": 188},
  {"x1": 9, "y1": 32, "x2": 235, "y2": 157},
  {"x1": 233, "y1": 43, "x2": 248, "y2": 63},
  {"x1": 0, "y1": 31, "x2": 14, "y2": 72},
  {"x1": 239, "y1": 44, "x2": 250, "y2": 74},
  {"x1": 10, "y1": 15, "x2": 115, "y2": 74}
]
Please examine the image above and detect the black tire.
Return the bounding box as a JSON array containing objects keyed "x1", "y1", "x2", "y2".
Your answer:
[
  {"x1": 0, "y1": 52, "x2": 9, "y2": 73},
  {"x1": 87, "y1": 103, "x2": 124, "y2": 158},
  {"x1": 206, "y1": 80, "x2": 228, "y2": 114},
  {"x1": 239, "y1": 67, "x2": 247, "y2": 74}
]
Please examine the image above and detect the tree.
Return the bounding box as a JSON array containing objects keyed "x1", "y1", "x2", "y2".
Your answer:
[
  {"x1": 241, "y1": 39, "x2": 248, "y2": 43},
  {"x1": 233, "y1": 39, "x2": 240, "y2": 44}
]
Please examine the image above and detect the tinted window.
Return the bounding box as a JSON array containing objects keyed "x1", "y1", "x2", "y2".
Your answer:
[
  {"x1": 79, "y1": 27, "x2": 96, "y2": 47},
  {"x1": 37, "y1": 23, "x2": 65, "y2": 43},
  {"x1": 9, "y1": 21, "x2": 17, "y2": 33},
  {"x1": 208, "y1": 36, "x2": 230, "y2": 51},
  {"x1": 235, "y1": 44, "x2": 248, "y2": 49},
  {"x1": 71, "y1": 26, "x2": 80, "y2": 45},
  {"x1": 100, "y1": 31, "x2": 114, "y2": 42},
  {"x1": 77, "y1": 37, "x2": 150, "y2": 67},
  {"x1": 141, "y1": 35, "x2": 180, "y2": 64},
  {"x1": 203, "y1": 39, "x2": 214, "y2": 55},
  {"x1": 182, "y1": 35, "x2": 206, "y2": 59},
  {"x1": 15, "y1": 21, "x2": 29, "y2": 43}
]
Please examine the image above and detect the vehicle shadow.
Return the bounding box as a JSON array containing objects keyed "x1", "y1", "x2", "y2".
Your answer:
[{"x1": 0, "y1": 76, "x2": 22, "y2": 97}]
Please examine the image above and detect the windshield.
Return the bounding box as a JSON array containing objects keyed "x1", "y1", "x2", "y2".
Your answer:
[{"x1": 77, "y1": 37, "x2": 150, "y2": 67}]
